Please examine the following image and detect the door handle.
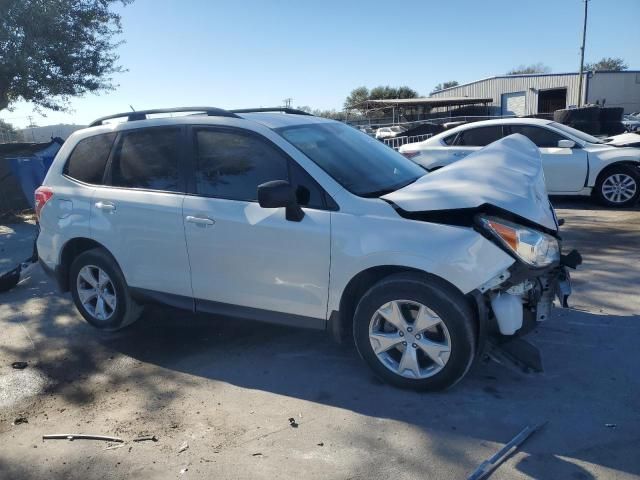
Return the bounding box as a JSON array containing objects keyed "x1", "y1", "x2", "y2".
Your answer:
[
  {"x1": 453, "y1": 152, "x2": 469, "y2": 157},
  {"x1": 185, "y1": 215, "x2": 215, "y2": 226},
  {"x1": 95, "y1": 201, "x2": 116, "y2": 213}
]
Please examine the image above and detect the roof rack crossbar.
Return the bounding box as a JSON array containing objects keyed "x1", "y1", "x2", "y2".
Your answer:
[
  {"x1": 88, "y1": 107, "x2": 240, "y2": 127},
  {"x1": 230, "y1": 107, "x2": 313, "y2": 116}
]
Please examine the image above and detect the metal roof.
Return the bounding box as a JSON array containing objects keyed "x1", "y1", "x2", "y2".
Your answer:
[
  {"x1": 433, "y1": 70, "x2": 640, "y2": 94},
  {"x1": 355, "y1": 97, "x2": 493, "y2": 108}
]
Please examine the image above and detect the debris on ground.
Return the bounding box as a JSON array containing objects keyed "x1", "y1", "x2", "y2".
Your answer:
[
  {"x1": 288, "y1": 418, "x2": 299, "y2": 428},
  {"x1": 605, "y1": 423, "x2": 617, "y2": 428},
  {"x1": 11, "y1": 361, "x2": 28, "y2": 369},
  {"x1": 467, "y1": 422, "x2": 546, "y2": 480},
  {"x1": 180, "y1": 467, "x2": 189, "y2": 474},
  {"x1": 252, "y1": 452, "x2": 262, "y2": 456},
  {"x1": 317, "y1": 442, "x2": 324, "y2": 447},
  {"x1": 178, "y1": 442, "x2": 189, "y2": 453},
  {"x1": 42, "y1": 434, "x2": 124, "y2": 443},
  {"x1": 105, "y1": 444, "x2": 126, "y2": 451},
  {"x1": 133, "y1": 435, "x2": 158, "y2": 442},
  {"x1": 13, "y1": 416, "x2": 28, "y2": 425}
]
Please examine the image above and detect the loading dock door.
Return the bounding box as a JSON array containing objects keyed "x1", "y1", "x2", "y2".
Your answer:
[
  {"x1": 538, "y1": 88, "x2": 567, "y2": 114},
  {"x1": 501, "y1": 92, "x2": 526, "y2": 117}
]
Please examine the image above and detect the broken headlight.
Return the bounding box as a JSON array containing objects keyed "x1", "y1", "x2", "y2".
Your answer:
[{"x1": 479, "y1": 216, "x2": 560, "y2": 267}]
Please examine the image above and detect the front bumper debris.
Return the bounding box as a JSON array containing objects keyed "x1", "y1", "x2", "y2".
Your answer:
[{"x1": 481, "y1": 248, "x2": 581, "y2": 372}]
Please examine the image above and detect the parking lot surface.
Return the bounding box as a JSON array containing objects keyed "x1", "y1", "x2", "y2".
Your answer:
[{"x1": 0, "y1": 199, "x2": 639, "y2": 480}]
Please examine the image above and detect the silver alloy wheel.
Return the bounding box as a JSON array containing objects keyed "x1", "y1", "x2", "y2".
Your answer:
[
  {"x1": 369, "y1": 300, "x2": 451, "y2": 379},
  {"x1": 601, "y1": 173, "x2": 637, "y2": 204},
  {"x1": 76, "y1": 265, "x2": 117, "y2": 321}
]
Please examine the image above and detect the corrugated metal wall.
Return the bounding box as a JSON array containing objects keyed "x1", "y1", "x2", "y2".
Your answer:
[
  {"x1": 431, "y1": 74, "x2": 586, "y2": 115},
  {"x1": 587, "y1": 71, "x2": 640, "y2": 113}
]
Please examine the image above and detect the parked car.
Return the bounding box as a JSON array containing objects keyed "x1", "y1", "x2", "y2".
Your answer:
[
  {"x1": 37, "y1": 107, "x2": 578, "y2": 391},
  {"x1": 358, "y1": 125, "x2": 375, "y2": 136},
  {"x1": 622, "y1": 114, "x2": 640, "y2": 132},
  {"x1": 375, "y1": 125, "x2": 406, "y2": 139},
  {"x1": 399, "y1": 118, "x2": 640, "y2": 207}
]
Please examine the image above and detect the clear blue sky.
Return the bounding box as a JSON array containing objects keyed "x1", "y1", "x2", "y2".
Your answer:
[{"x1": 4, "y1": 0, "x2": 640, "y2": 128}]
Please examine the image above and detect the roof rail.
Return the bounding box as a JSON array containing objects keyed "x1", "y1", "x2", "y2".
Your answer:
[
  {"x1": 88, "y1": 107, "x2": 239, "y2": 127},
  {"x1": 230, "y1": 107, "x2": 313, "y2": 116}
]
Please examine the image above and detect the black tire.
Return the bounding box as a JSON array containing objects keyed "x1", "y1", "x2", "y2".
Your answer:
[
  {"x1": 601, "y1": 121, "x2": 626, "y2": 136},
  {"x1": 599, "y1": 107, "x2": 624, "y2": 123},
  {"x1": 70, "y1": 248, "x2": 142, "y2": 331},
  {"x1": 594, "y1": 165, "x2": 640, "y2": 208},
  {"x1": 570, "y1": 120, "x2": 601, "y2": 135},
  {"x1": 353, "y1": 272, "x2": 476, "y2": 391}
]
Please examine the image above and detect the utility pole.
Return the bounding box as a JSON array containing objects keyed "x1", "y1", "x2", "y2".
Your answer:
[
  {"x1": 27, "y1": 115, "x2": 36, "y2": 141},
  {"x1": 577, "y1": 0, "x2": 589, "y2": 107},
  {"x1": 282, "y1": 98, "x2": 292, "y2": 108}
]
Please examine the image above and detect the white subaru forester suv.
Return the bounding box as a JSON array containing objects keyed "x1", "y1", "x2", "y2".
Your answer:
[{"x1": 36, "y1": 107, "x2": 580, "y2": 391}]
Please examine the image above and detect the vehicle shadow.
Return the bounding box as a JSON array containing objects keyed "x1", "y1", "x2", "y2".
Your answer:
[
  {"x1": 3, "y1": 272, "x2": 634, "y2": 478},
  {"x1": 105, "y1": 305, "x2": 640, "y2": 479}
]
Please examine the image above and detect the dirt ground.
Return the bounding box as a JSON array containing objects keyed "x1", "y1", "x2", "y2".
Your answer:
[{"x1": 0, "y1": 198, "x2": 639, "y2": 480}]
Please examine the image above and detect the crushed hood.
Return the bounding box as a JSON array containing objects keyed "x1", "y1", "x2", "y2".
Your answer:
[{"x1": 383, "y1": 134, "x2": 557, "y2": 230}]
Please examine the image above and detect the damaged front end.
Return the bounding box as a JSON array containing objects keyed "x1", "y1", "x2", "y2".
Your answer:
[{"x1": 473, "y1": 221, "x2": 581, "y2": 372}]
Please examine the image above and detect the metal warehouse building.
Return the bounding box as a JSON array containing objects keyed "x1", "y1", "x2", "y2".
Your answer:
[{"x1": 430, "y1": 71, "x2": 640, "y2": 116}]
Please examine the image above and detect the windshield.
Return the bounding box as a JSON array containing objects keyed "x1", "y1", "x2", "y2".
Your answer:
[
  {"x1": 550, "y1": 122, "x2": 603, "y2": 144},
  {"x1": 391, "y1": 126, "x2": 405, "y2": 133},
  {"x1": 278, "y1": 122, "x2": 425, "y2": 197}
]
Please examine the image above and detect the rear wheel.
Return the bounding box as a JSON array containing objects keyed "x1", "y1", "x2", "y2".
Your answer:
[
  {"x1": 70, "y1": 248, "x2": 142, "y2": 331},
  {"x1": 353, "y1": 273, "x2": 476, "y2": 391},
  {"x1": 594, "y1": 166, "x2": 640, "y2": 208}
]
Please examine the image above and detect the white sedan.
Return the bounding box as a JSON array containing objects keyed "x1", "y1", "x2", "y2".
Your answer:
[
  {"x1": 375, "y1": 126, "x2": 406, "y2": 139},
  {"x1": 399, "y1": 118, "x2": 640, "y2": 207}
]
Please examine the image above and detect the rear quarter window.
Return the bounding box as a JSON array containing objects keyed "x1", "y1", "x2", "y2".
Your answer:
[{"x1": 63, "y1": 133, "x2": 116, "y2": 184}]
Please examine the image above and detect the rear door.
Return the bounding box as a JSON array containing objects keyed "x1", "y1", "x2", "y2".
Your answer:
[
  {"x1": 448, "y1": 125, "x2": 504, "y2": 162},
  {"x1": 182, "y1": 126, "x2": 331, "y2": 322},
  {"x1": 91, "y1": 126, "x2": 192, "y2": 298},
  {"x1": 507, "y1": 125, "x2": 588, "y2": 192}
]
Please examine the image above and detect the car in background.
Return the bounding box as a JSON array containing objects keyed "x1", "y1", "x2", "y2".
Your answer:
[
  {"x1": 375, "y1": 125, "x2": 406, "y2": 139},
  {"x1": 399, "y1": 118, "x2": 640, "y2": 207},
  {"x1": 622, "y1": 114, "x2": 640, "y2": 132},
  {"x1": 358, "y1": 125, "x2": 375, "y2": 136}
]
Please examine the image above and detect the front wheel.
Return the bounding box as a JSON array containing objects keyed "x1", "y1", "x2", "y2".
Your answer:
[
  {"x1": 353, "y1": 273, "x2": 476, "y2": 391},
  {"x1": 594, "y1": 166, "x2": 640, "y2": 208}
]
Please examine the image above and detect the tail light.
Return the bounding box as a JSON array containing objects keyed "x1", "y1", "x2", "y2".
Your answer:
[
  {"x1": 34, "y1": 186, "x2": 54, "y2": 221},
  {"x1": 401, "y1": 151, "x2": 420, "y2": 159}
]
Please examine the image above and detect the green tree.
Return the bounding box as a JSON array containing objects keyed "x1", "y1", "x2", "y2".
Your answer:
[
  {"x1": 344, "y1": 87, "x2": 370, "y2": 109},
  {"x1": 0, "y1": 0, "x2": 132, "y2": 112},
  {"x1": 506, "y1": 63, "x2": 551, "y2": 75},
  {"x1": 344, "y1": 85, "x2": 418, "y2": 113},
  {"x1": 432, "y1": 80, "x2": 459, "y2": 92},
  {"x1": 584, "y1": 57, "x2": 628, "y2": 72},
  {"x1": 0, "y1": 119, "x2": 22, "y2": 142}
]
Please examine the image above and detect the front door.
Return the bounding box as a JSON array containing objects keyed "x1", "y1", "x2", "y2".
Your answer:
[
  {"x1": 182, "y1": 127, "x2": 331, "y2": 322},
  {"x1": 507, "y1": 125, "x2": 588, "y2": 192}
]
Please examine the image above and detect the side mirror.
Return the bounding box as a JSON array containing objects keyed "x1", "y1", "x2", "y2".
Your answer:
[
  {"x1": 257, "y1": 180, "x2": 304, "y2": 222},
  {"x1": 558, "y1": 139, "x2": 576, "y2": 148}
]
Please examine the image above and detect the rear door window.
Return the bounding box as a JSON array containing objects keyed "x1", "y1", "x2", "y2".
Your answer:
[
  {"x1": 63, "y1": 133, "x2": 116, "y2": 184},
  {"x1": 508, "y1": 125, "x2": 565, "y2": 148},
  {"x1": 110, "y1": 127, "x2": 182, "y2": 192},
  {"x1": 455, "y1": 126, "x2": 503, "y2": 146}
]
